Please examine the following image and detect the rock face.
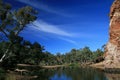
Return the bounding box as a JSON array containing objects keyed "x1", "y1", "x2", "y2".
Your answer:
[{"x1": 104, "y1": 0, "x2": 120, "y2": 68}]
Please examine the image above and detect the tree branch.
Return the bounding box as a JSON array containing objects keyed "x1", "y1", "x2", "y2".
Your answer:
[
  {"x1": 0, "y1": 28, "x2": 8, "y2": 38},
  {"x1": 15, "y1": 25, "x2": 24, "y2": 36}
]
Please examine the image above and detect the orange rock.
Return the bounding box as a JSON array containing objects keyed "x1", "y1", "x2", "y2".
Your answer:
[{"x1": 104, "y1": 0, "x2": 120, "y2": 68}]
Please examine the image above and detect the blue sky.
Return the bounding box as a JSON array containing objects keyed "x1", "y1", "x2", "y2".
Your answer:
[{"x1": 5, "y1": 0, "x2": 114, "y2": 54}]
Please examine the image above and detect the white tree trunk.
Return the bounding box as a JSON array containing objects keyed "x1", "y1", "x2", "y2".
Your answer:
[
  {"x1": 0, "y1": 49, "x2": 9, "y2": 63},
  {"x1": 0, "y1": 44, "x2": 12, "y2": 63}
]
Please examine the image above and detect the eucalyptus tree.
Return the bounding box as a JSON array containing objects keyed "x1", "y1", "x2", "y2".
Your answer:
[{"x1": 0, "y1": 0, "x2": 37, "y2": 63}]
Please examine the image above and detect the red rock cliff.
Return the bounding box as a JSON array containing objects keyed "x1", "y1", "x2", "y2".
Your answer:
[{"x1": 104, "y1": 0, "x2": 120, "y2": 68}]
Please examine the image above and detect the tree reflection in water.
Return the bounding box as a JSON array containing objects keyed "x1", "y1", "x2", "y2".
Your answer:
[{"x1": 1, "y1": 67, "x2": 120, "y2": 80}]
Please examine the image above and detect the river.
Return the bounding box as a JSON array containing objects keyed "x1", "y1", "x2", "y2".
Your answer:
[{"x1": 0, "y1": 67, "x2": 120, "y2": 80}]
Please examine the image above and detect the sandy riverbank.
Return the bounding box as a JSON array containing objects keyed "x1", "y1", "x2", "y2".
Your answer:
[
  {"x1": 17, "y1": 64, "x2": 68, "y2": 69},
  {"x1": 90, "y1": 61, "x2": 105, "y2": 70},
  {"x1": 42, "y1": 65, "x2": 68, "y2": 69}
]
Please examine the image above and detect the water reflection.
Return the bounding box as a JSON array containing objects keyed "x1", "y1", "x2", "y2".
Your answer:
[
  {"x1": 50, "y1": 67, "x2": 107, "y2": 80},
  {"x1": 105, "y1": 73, "x2": 120, "y2": 80},
  {"x1": 1, "y1": 67, "x2": 120, "y2": 80}
]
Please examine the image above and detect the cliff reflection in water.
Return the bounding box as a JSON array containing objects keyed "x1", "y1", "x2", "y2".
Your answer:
[{"x1": 105, "y1": 73, "x2": 120, "y2": 80}]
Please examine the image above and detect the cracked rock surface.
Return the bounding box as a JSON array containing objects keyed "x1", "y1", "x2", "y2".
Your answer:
[{"x1": 104, "y1": 0, "x2": 120, "y2": 68}]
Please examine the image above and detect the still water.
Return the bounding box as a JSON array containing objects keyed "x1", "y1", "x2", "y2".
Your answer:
[{"x1": 1, "y1": 67, "x2": 120, "y2": 80}]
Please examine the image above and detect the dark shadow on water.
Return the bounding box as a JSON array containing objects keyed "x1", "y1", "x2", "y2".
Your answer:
[{"x1": 1, "y1": 67, "x2": 120, "y2": 80}]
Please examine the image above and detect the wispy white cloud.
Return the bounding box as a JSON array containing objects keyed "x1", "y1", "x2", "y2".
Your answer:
[
  {"x1": 58, "y1": 37, "x2": 78, "y2": 45},
  {"x1": 28, "y1": 20, "x2": 74, "y2": 37},
  {"x1": 26, "y1": 20, "x2": 96, "y2": 39},
  {"x1": 24, "y1": 20, "x2": 78, "y2": 45},
  {"x1": 16, "y1": 0, "x2": 70, "y2": 17}
]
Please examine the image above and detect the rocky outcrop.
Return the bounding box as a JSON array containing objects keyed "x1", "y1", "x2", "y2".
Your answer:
[{"x1": 104, "y1": 0, "x2": 120, "y2": 68}]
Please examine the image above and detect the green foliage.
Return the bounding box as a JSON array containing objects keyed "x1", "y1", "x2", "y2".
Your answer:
[
  {"x1": 0, "y1": 0, "x2": 37, "y2": 67},
  {"x1": 38, "y1": 46, "x2": 104, "y2": 66},
  {"x1": 0, "y1": 67, "x2": 5, "y2": 78},
  {"x1": 92, "y1": 49, "x2": 104, "y2": 59},
  {"x1": 0, "y1": 40, "x2": 104, "y2": 68},
  {"x1": 0, "y1": 68, "x2": 5, "y2": 80},
  {"x1": 69, "y1": 63, "x2": 79, "y2": 67},
  {"x1": 0, "y1": 4, "x2": 37, "y2": 36},
  {"x1": 0, "y1": 0, "x2": 105, "y2": 70},
  {"x1": 0, "y1": 39, "x2": 45, "y2": 68},
  {"x1": 0, "y1": 68, "x2": 5, "y2": 73}
]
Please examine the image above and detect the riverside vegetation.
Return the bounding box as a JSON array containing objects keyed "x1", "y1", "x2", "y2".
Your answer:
[
  {"x1": 0, "y1": 0, "x2": 104, "y2": 70},
  {"x1": 1, "y1": 0, "x2": 119, "y2": 80}
]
